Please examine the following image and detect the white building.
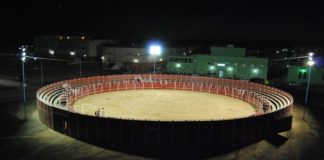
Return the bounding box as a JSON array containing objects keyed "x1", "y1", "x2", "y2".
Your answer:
[{"x1": 34, "y1": 35, "x2": 111, "y2": 58}]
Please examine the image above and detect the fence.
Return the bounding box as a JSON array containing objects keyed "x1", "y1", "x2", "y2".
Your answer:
[{"x1": 37, "y1": 74, "x2": 294, "y2": 151}]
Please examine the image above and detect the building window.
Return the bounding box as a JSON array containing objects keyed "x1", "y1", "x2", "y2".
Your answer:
[
  {"x1": 303, "y1": 72, "x2": 307, "y2": 79},
  {"x1": 298, "y1": 72, "x2": 302, "y2": 79}
]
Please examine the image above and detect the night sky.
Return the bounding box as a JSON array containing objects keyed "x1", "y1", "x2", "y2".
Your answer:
[{"x1": 1, "y1": 1, "x2": 324, "y2": 51}]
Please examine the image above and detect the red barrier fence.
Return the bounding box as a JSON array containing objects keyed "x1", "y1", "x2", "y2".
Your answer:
[
  {"x1": 37, "y1": 74, "x2": 293, "y2": 119},
  {"x1": 36, "y1": 74, "x2": 294, "y2": 151}
]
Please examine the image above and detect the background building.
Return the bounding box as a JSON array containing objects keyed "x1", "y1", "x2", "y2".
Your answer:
[
  {"x1": 287, "y1": 65, "x2": 324, "y2": 85},
  {"x1": 34, "y1": 36, "x2": 91, "y2": 58},
  {"x1": 89, "y1": 40, "x2": 110, "y2": 57},
  {"x1": 97, "y1": 43, "x2": 187, "y2": 72},
  {"x1": 99, "y1": 46, "x2": 186, "y2": 64},
  {"x1": 167, "y1": 46, "x2": 268, "y2": 80}
]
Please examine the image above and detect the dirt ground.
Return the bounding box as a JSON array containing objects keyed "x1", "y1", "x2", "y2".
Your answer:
[{"x1": 73, "y1": 90, "x2": 255, "y2": 121}]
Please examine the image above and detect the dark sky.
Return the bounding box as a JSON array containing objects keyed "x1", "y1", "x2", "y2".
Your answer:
[{"x1": 1, "y1": 1, "x2": 324, "y2": 50}]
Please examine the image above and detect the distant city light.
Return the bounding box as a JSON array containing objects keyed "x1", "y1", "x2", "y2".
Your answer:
[
  {"x1": 21, "y1": 57, "x2": 26, "y2": 62},
  {"x1": 83, "y1": 54, "x2": 87, "y2": 57},
  {"x1": 209, "y1": 66, "x2": 215, "y2": 70},
  {"x1": 159, "y1": 58, "x2": 163, "y2": 62},
  {"x1": 49, "y1": 49, "x2": 55, "y2": 55},
  {"x1": 101, "y1": 56, "x2": 105, "y2": 60},
  {"x1": 67, "y1": 36, "x2": 70, "y2": 40},
  {"x1": 227, "y1": 67, "x2": 233, "y2": 72},
  {"x1": 133, "y1": 59, "x2": 139, "y2": 63},
  {"x1": 34, "y1": 57, "x2": 37, "y2": 60},
  {"x1": 282, "y1": 48, "x2": 289, "y2": 52},
  {"x1": 70, "y1": 51, "x2": 75, "y2": 56},
  {"x1": 217, "y1": 63, "x2": 225, "y2": 67},
  {"x1": 309, "y1": 52, "x2": 314, "y2": 57},
  {"x1": 81, "y1": 36, "x2": 85, "y2": 40}
]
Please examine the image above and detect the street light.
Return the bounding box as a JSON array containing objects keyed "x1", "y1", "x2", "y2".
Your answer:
[
  {"x1": 101, "y1": 56, "x2": 105, "y2": 66},
  {"x1": 18, "y1": 48, "x2": 69, "y2": 120},
  {"x1": 303, "y1": 52, "x2": 315, "y2": 120},
  {"x1": 40, "y1": 60, "x2": 43, "y2": 85},
  {"x1": 20, "y1": 46, "x2": 27, "y2": 120},
  {"x1": 49, "y1": 49, "x2": 55, "y2": 55},
  {"x1": 70, "y1": 51, "x2": 75, "y2": 56},
  {"x1": 100, "y1": 56, "x2": 109, "y2": 75},
  {"x1": 149, "y1": 44, "x2": 161, "y2": 74}
]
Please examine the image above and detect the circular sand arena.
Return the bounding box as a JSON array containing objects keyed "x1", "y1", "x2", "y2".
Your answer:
[
  {"x1": 37, "y1": 74, "x2": 294, "y2": 150},
  {"x1": 73, "y1": 90, "x2": 255, "y2": 121}
]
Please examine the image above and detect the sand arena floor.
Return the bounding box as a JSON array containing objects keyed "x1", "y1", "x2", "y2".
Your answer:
[{"x1": 72, "y1": 90, "x2": 256, "y2": 121}]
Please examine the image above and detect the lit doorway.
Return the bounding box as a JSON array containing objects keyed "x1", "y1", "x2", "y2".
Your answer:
[{"x1": 219, "y1": 70, "x2": 224, "y2": 78}]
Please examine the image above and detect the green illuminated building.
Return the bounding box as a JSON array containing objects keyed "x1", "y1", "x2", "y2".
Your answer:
[
  {"x1": 166, "y1": 46, "x2": 268, "y2": 80},
  {"x1": 287, "y1": 65, "x2": 324, "y2": 85}
]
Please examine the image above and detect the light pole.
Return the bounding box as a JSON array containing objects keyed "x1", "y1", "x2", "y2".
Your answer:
[
  {"x1": 303, "y1": 52, "x2": 315, "y2": 120},
  {"x1": 149, "y1": 44, "x2": 161, "y2": 74},
  {"x1": 40, "y1": 61, "x2": 43, "y2": 85},
  {"x1": 20, "y1": 46, "x2": 27, "y2": 120},
  {"x1": 80, "y1": 56, "x2": 82, "y2": 78}
]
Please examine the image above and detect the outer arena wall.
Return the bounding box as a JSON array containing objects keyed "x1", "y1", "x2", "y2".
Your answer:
[{"x1": 37, "y1": 74, "x2": 293, "y2": 151}]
